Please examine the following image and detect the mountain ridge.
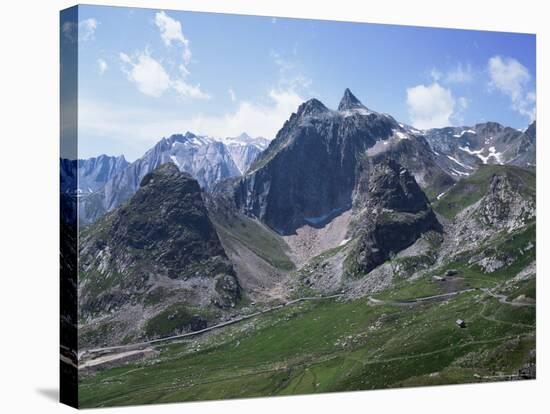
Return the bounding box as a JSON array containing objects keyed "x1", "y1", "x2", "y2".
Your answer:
[{"x1": 76, "y1": 131, "x2": 269, "y2": 224}]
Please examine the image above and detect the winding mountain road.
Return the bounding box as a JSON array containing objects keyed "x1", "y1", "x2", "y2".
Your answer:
[
  {"x1": 81, "y1": 294, "x2": 343, "y2": 361},
  {"x1": 79, "y1": 285, "x2": 535, "y2": 368},
  {"x1": 367, "y1": 288, "x2": 477, "y2": 306}
]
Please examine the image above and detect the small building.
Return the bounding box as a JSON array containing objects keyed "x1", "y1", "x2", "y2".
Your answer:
[
  {"x1": 456, "y1": 319, "x2": 466, "y2": 328},
  {"x1": 433, "y1": 276, "x2": 446, "y2": 282}
]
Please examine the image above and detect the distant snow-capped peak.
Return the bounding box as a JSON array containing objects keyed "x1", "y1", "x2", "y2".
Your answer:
[{"x1": 221, "y1": 132, "x2": 270, "y2": 150}]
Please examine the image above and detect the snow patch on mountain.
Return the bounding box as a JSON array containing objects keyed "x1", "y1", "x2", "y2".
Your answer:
[{"x1": 459, "y1": 145, "x2": 503, "y2": 165}]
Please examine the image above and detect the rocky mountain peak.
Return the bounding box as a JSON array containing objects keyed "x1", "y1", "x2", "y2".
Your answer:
[
  {"x1": 348, "y1": 159, "x2": 440, "y2": 276},
  {"x1": 78, "y1": 162, "x2": 240, "y2": 342},
  {"x1": 480, "y1": 172, "x2": 535, "y2": 230},
  {"x1": 367, "y1": 159, "x2": 429, "y2": 213},
  {"x1": 296, "y1": 98, "x2": 330, "y2": 118},
  {"x1": 80, "y1": 161, "x2": 234, "y2": 291},
  {"x1": 338, "y1": 88, "x2": 365, "y2": 111},
  {"x1": 139, "y1": 162, "x2": 186, "y2": 188},
  {"x1": 525, "y1": 121, "x2": 536, "y2": 140},
  {"x1": 237, "y1": 132, "x2": 252, "y2": 140},
  {"x1": 475, "y1": 121, "x2": 504, "y2": 135}
]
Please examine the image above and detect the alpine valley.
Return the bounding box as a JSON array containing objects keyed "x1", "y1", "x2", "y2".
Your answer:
[{"x1": 67, "y1": 89, "x2": 536, "y2": 407}]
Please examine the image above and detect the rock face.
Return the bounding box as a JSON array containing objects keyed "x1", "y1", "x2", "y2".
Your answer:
[
  {"x1": 231, "y1": 89, "x2": 452, "y2": 234},
  {"x1": 60, "y1": 155, "x2": 129, "y2": 196},
  {"x1": 363, "y1": 159, "x2": 430, "y2": 213},
  {"x1": 227, "y1": 143, "x2": 262, "y2": 174},
  {"x1": 78, "y1": 132, "x2": 267, "y2": 224},
  {"x1": 78, "y1": 163, "x2": 240, "y2": 345},
  {"x1": 338, "y1": 88, "x2": 368, "y2": 111},
  {"x1": 348, "y1": 159, "x2": 441, "y2": 275},
  {"x1": 425, "y1": 121, "x2": 537, "y2": 177},
  {"x1": 94, "y1": 163, "x2": 232, "y2": 280},
  {"x1": 479, "y1": 172, "x2": 535, "y2": 231},
  {"x1": 78, "y1": 155, "x2": 130, "y2": 195},
  {"x1": 509, "y1": 121, "x2": 536, "y2": 168}
]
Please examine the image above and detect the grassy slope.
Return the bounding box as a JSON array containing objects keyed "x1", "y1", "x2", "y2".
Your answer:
[
  {"x1": 80, "y1": 272, "x2": 535, "y2": 407},
  {"x1": 211, "y1": 213, "x2": 295, "y2": 271},
  {"x1": 374, "y1": 222, "x2": 535, "y2": 300},
  {"x1": 432, "y1": 165, "x2": 535, "y2": 219}
]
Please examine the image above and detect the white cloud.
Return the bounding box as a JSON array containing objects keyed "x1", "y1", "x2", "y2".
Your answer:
[
  {"x1": 171, "y1": 79, "x2": 209, "y2": 100},
  {"x1": 79, "y1": 88, "x2": 303, "y2": 158},
  {"x1": 430, "y1": 63, "x2": 473, "y2": 84},
  {"x1": 119, "y1": 50, "x2": 209, "y2": 99},
  {"x1": 154, "y1": 11, "x2": 191, "y2": 65},
  {"x1": 446, "y1": 63, "x2": 473, "y2": 84},
  {"x1": 228, "y1": 88, "x2": 237, "y2": 102},
  {"x1": 206, "y1": 89, "x2": 304, "y2": 138},
  {"x1": 120, "y1": 52, "x2": 171, "y2": 97},
  {"x1": 97, "y1": 58, "x2": 108, "y2": 75},
  {"x1": 79, "y1": 18, "x2": 98, "y2": 41},
  {"x1": 406, "y1": 82, "x2": 456, "y2": 129},
  {"x1": 488, "y1": 56, "x2": 535, "y2": 121}
]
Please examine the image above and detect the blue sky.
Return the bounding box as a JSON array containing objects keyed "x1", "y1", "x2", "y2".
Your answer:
[{"x1": 65, "y1": 5, "x2": 536, "y2": 161}]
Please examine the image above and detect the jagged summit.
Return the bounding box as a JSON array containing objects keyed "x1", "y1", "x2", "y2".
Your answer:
[
  {"x1": 338, "y1": 88, "x2": 366, "y2": 111},
  {"x1": 139, "y1": 161, "x2": 187, "y2": 188},
  {"x1": 297, "y1": 98, "x2": 330, "y2": 117},
  {"x1": 237, "y1": 132, "x2": 252, "y2": 140}
]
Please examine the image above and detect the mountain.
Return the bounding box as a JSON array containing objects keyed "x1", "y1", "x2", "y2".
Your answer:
[
  {"x1": 347, "y1": 159, "x2": 442, "y2": 275},
  {"x1": 224, "y1": 133, "x2": 270, "y2": 174},
  {"x1": 77, "y1": 155, "x2": 130, "y2": 194},
  {"x1": 424, "y1": 121, "x2": 536, "y2": 178},
  {"x1": 79, "y1": 132, "x2": 268, "y2": 224},
  {"x1": 509, "y1": 121, "x2": 536, "y2": 168},
  {"x1": 78, "y1": 90, "x2": 536, "y2": 395},
  {"x1": 78, "y1": 163, "x2": 240, "y2": 347},
  {"x1": 60, "y1": 158, "x2": 77, "y2": 196},
  {"x1": 230, "y1": 88, "x2": 452, "y2": 234},
  {"x1": 60, "y1": 155, "x2": 129, "y2": 196}
]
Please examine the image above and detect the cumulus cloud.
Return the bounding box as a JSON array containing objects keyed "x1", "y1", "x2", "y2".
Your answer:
[
  {"x1": 154, "y1": 11, "x2": 191, "y2": 65},
  {"x1": 406, "y1": 83, "x2": 456, "y2": 129},
  {"x1": 119, "y1": 11, "x2": 208, "y2": 100},
  {"x1": 80, "y1": 88, "x2": 303, "y2": 158},
  {"x1": 119, "y1": 50, "x2": 208, "y2": 99},
  {"x1": 97, "y1": 58, "x2": 108, "y2": 75},
  {"x1": 488, "y1": 56, "x2": 535, "y2": 121},
  {"x1": 120, "y1": 52, "x2": 171, "y2": 97},
  {"x1": 79, "y1": 18, "x2": 99, "y2": 41},
  {"x1": 203, "y1": 89, "x2": 304, "y2": 138}
]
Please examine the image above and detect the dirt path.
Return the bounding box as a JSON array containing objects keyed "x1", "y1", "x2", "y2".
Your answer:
[
  {"x1": 482, "y1": 288, "x2": 536, "y2": 308},
  {"x1": 367, "y1": 288, "x2": 477, "y2": 306},
  {"x1": 80, "y1": 294, "x2": 343, "y2": 365}
]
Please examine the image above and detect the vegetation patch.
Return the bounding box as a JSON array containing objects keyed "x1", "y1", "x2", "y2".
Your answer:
[
  {"x1": 212, "y1": 214, "x2": 295, "y2": 271},
  {"x1": 144, "y1": 304, "x2": 218, "y2": 339},
  {"x1": 433, "y1": 165, "x2": 535, "y2": 219}
]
